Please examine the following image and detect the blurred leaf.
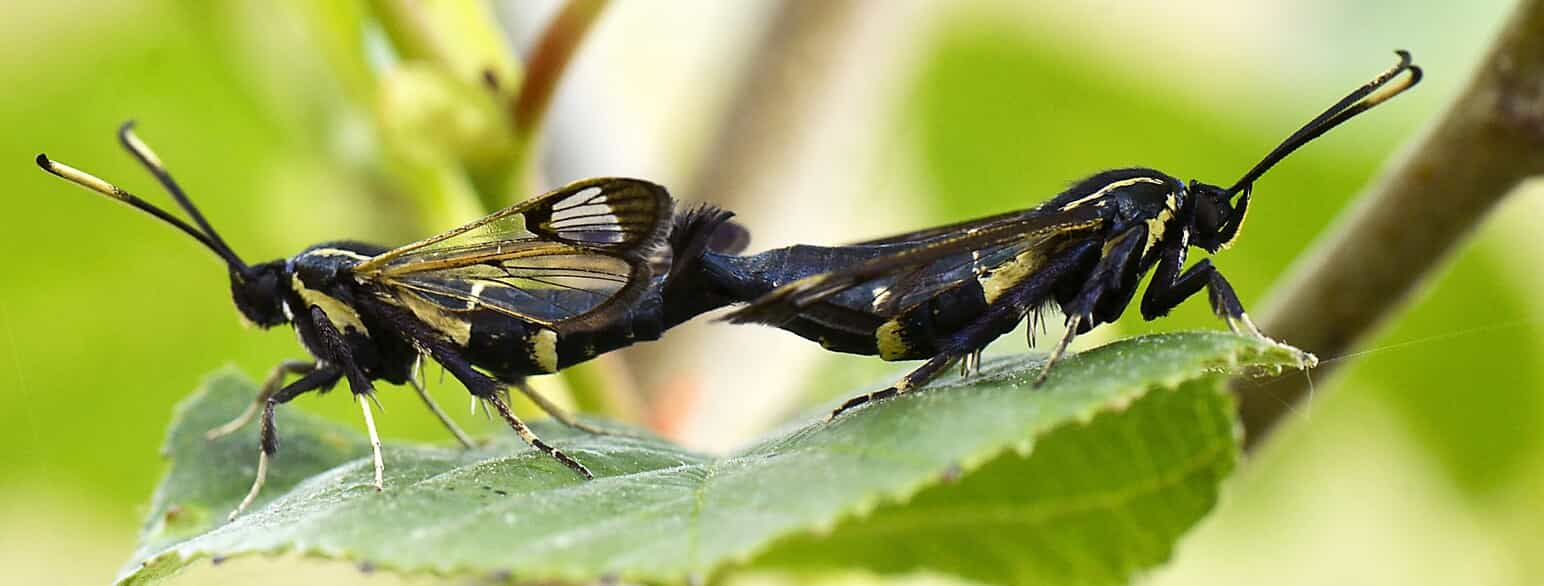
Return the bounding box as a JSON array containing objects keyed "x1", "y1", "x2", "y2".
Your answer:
[
  {"x1": 118, "y1": 333, "x2": 1307, "y2": 585},
  {"x1": 909, "y1": 24, "x2": 1242, "y2": 222},
  {"x1": 1346, "y1": 237, "x2": 1544, "y2": 495},
  {"x1": 378, "y1": 63, "x2": 515, "y2": 167},
  {"x1": 365, "y1": 0, "x2": 526, "y2": 216},
  {"x1": 366, "y1": 0, "x2": 521, "y2": 90}
]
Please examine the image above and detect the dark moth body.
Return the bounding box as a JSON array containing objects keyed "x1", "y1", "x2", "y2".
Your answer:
[
  {"x1": 220, "y1": 176, "x2": 695, "y2": 403},
  {"x1": 36, "y1": 133, "x2": 732, "y2": 518},
  {"x1": 279, "y1": 239, "x2": 686, "y2": 390},
  {"x1": 718, "y1": 53, "x2": 1421, "y2": 417},
  {"x1": 704, "y1": 168, "x2": 1185, "y2": 362},
  {"x1": 279, "y1": 243, "x2": 413, "y2": 386}
]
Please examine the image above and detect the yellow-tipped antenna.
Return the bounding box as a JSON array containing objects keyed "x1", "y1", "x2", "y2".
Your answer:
[
  {"x1": 36, "y1": 125, "x2": 249, "y2": 271},
  {"x1": 117, "y1": 122, "x2": 247, "y2": 271},
  {"x1": 1228, "y1": 50, "x2": 1423, "y2": 195}
]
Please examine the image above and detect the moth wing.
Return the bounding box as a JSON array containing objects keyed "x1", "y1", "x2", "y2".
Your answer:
[
  {"x1": 354, "y1": 178, "x2": 672, "y2": 329},
  {"x1": 847, "y1": 208, "x2": 1031, "y2": 246},
  {"x1": 379, "y1": 250, "x2": 642, "y2": 328},
  {"x1": 724, "y1": 206, "x2": 1104, "y2": 325},
  {"x1": 353, "y1": 177, "x2": 672, "y2": 275}
]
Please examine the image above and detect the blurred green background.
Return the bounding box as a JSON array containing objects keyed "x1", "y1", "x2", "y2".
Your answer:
[{"x1": 2, "y1": 1, "x2": 1539, "y2": 584}]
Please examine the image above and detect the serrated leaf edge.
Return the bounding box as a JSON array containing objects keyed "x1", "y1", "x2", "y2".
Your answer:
[{"x1": 117, "y1": 335, "x2": 1309, "y2": 585}]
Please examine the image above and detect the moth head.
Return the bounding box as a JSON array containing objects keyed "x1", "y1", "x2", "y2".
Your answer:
[
  {"x1": 1202, "y1": 51, "x2": 1419, "y2": 251},
  {"x1": 1188, "y1": 51, "x2": 1421, "y2": 254},
  {"x1": 230, "y1": 261, "x2": 289, "y2": 328},
  {"x1": 1187, "y1": 180, "x2": 1245, "y2": 253},
  {"x1": 36, "y1": 122, "x2": 278, "y2": 325}
]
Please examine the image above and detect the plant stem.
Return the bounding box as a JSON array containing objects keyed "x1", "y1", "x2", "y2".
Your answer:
[
  {"x1": 1237, "y1": 0, "x2": 1544, "y2": 450},
  {"x1": 368, "y1": 0, "x2": 523, "y2": 222},
  {"x1": 368, "y1": 0, "x2": 520, "y2": 88},
  {"x1": 505, "y1": 0, "x2": 611, "y2": 200},
  {"x1": 366, "y1": 1, "x2": 634, "y2": 422},
  {"x1": 626, "y1": 1, "x2": 866, "y2": 434},
  {"x1": 502, "y1": 1, "x2": 644, "y2": 424},
  {"x1": 684, "y1": 0, "x2": 862, "y2": 204}
]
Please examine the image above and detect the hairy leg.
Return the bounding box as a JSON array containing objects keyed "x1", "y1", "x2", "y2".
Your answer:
[
  {"x1": 206, "y1": 359, "x2": 314, "y2": 440},
  {"x1": 1033, "y1": 227, "x2": 1148, "y2": 386},
  {"x1": 511, "y1": 378, "x2": 626, "y2": 437},
  {"x1": 1141, "y1": 237, "x2": 1264, "y2": 337},
  {"x1": 828, "y1": 240, "x2": 1101, "y2": 419},
  {"x1": 230, "y1": 366, "x2": 341, "y2": 520},
  {"x1": 408, "y1": 357, "x2": 476, "y2": 448}
]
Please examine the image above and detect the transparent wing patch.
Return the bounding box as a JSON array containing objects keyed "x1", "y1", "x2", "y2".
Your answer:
[
  {"x1": 383, "y1": 252, "x2": 638, "y2": 325},
  {"x1": 354, "y1": 178, "x2": 671, "y2": 276},
  {"x1": 352, "y1": 178, "x2": 671, "y2": 328}
]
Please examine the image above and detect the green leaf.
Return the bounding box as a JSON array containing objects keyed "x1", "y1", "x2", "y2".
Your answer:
[
  {"x1": 750, "y1": 375, "x2": 1239, "y2": 585},
  {"x1": 118, "y1": 333, "x2": 1308, "y2": 585}
]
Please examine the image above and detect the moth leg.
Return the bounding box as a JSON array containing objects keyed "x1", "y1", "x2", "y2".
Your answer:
[
  {"x1": 408, "y1": 358, "x2": 476, "y2": 448},
  {"x1": 828, "y1": 240, "x2": 1101, "y2": 419},
  {"x1": 1140, "y1": 237, "x2": 1265, "y2": 339},
  {"x1": 1205, "y1": 270, "x2": 1264, "y2": 338},
  {"x1": 357, "y1": 393, "x2": 385, "y2": 490},
  {"x1": 445, "y1": 370, "x2": 592, "y2": 479},
  {"x1": 308, "y1": 306, "x2": 386, "y2": 491},
  {"x1": 1036, "y1": 227, "x2": 1148, "y2": 387},
  {"x1": 483, "y1": 391, "x2": 595, "y2": 479},
  {"x1": 828, "y1": 353, "x2": 960, "y2": 420},
  {"x1": 231, "y1": 365, "x2": 341, "y2": 520},
  {"x1": 207, "y1": 359, "x2": 314, "y2": 440},
  {"x1": 511, "y1": 378, "x2": 627, "y2": 437},
  {"x1": 1033, "y1": 315, "x2": 1083, "y2": 387},
  {"x1": 959, "y1": 349, "x2": 983, "y2": 377},
  {"x1": 364, "y1": 298, "x2": 593, "y2": 479},
  {"x1": 420, "y1": 334, "x2": 594, "y2": 479}
]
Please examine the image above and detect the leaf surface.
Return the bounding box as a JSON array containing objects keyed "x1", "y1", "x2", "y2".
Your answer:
[{"x1": 119, "y1": 332, "x2": 1309, "y2": 585}]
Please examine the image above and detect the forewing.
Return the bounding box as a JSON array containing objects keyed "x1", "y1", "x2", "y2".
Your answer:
[
  {"x1": 382, "y1": 250, "x2": 639, "y2": 326},
  {"x1": 724, "y1": 206, "x2": 1104, "y2": 325},
  {"x1": 354, "y1": 177, "x2": 672, "y2": 275},
  {"x1": 870, "y1": 235, "x2": 1055, "y2": 313},
  {"x1": 799, "y1": 231, "x2": 1070, "y2": 318},
  {"x1": 848, "y1": 208, "x2": 1033, "y2": 246},
  {"x1": 354, "y1": 178, "x2": 672, "y2": 328}
]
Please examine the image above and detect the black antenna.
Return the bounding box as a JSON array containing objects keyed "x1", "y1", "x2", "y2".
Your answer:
[
  {"x1": 1228, "y1": 50, "x2": 1422, "y2": 196},
  {"x1": 116, "y1": 122, "x2": 249, "y2": 272},
  {"x1": 36, "y1": 131, "x2": 249, "y2": 271}
]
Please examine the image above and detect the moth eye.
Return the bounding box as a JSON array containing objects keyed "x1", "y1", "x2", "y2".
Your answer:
[{"x1": 1195, "y1": 199, "x2": 1221, "y2": 234}]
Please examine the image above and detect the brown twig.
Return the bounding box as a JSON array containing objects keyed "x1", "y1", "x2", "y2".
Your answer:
[{"x1": 1237, "y1": 0, "x2": 1544, "y2": 450}]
